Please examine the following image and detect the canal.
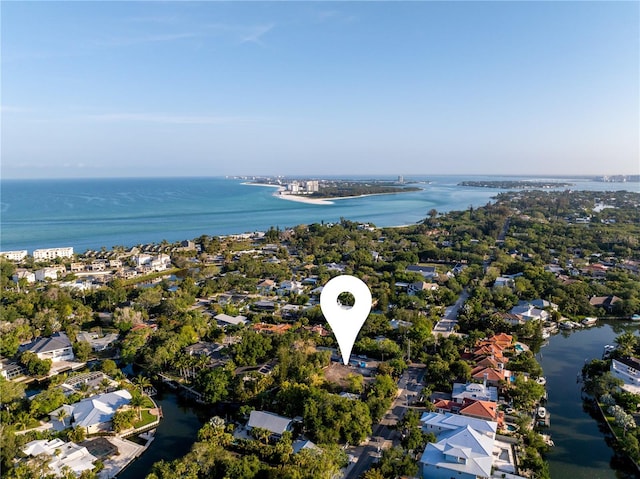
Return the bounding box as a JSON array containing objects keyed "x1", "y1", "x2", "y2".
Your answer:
[
  {"x1": 117, "y1": 389, "x2": 206, "y2": 479},
  {"x1": 538, "y1": 321, "x2": 639, "y2": 479}
]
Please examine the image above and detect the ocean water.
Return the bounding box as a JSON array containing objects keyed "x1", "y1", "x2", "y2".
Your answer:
[{"x1": 1, "y1": 175, "x2": 636, "y2": 253}]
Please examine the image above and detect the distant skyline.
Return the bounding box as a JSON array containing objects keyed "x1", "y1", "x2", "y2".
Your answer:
[{"x1": 2, "y1": 1, "x2": 638, "y2": 179}]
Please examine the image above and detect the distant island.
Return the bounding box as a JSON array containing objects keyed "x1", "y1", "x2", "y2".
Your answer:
[
  {"x1": 241, "y1": 176, "x2": 422, "y2": 200},
  {"x1": 459, "y1": 180, "x2": 574, "y2": 189}
]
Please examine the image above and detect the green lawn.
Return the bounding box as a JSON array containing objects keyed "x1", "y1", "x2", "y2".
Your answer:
[{"x1": 133, "y1": 409, "x2": 158, "y2": 429}]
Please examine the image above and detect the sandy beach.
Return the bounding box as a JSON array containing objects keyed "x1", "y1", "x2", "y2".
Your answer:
[{"x1": 242, "y1": 181, "x2": 420, "y2": 206}]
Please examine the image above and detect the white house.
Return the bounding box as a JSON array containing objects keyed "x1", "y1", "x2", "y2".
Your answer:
[
  {"x1": 12, "y1": 269, "x2": 36, "y2": 284},
  {"x1": 277, "y1": 280, "x2": 304, "y2": 296},
  {"x1": 51, "y1": 389, "x2": 132, "y2": 434},
  {"x1": 247, "y1": 410, "x2": 293, "y2": 438},
  {"x1": 419, "y1": 412, "x2": 523, "y2": 479},
  {"x1": 76, "y1": 331, "x2": 119, "y2": 352},
  {"x1": 20, "y1": 332, "x2": 74, "y2": 363},
  {"x1": 215, "y1": 313, "x2": 248, "y2": 328},
  {"x1": 611, "y1": 357, "x2": 640, "y2": 394},
  {"x1": 35, "y1": 266, "x2": 66, "y2": 282},
  {"x1": 23, "y1": 439, "x2": 97, "y2": 477},
  {"x1": 452, "y1": 382, "x2": 498, "y2": 403},
  {"x1": 508, "y1": 303, "x2": 550, "y2": 323},
  {"x1": 420, "y1": 412, "x2": 497, "y2": 438}
]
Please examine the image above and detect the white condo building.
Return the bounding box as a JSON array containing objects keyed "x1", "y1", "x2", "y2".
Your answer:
[
  {"x1": 0, "y1": 250, "x2": 28, "y2": 261},
  {"x1": 33, "y1": 247, "x2": 74, "y2": 261}
]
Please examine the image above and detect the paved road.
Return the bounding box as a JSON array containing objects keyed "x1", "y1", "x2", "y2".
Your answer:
[
  {"x1": 433, "y1": 288, "x2": 469, "y2": 335},
  {"x1": 344, "y1": 366, "x2": 425, "y2": 479}
]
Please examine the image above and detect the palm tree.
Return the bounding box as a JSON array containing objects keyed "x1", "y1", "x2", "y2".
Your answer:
[
  {"x1": 56, "y1": 408, "x2": 68, "y2": 427},
  {"x1": 129, "y1": 392, "x2": 145, "y2": 421},
  {"x1": 615, "y1": 332, "x2": 638, "y2": 358},
  {"x1": 133, "y1": 374, "x2": 152, "y2": 394}
]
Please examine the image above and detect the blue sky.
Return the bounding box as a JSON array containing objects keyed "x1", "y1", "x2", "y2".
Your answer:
[{"x1": 2, "y1": 1, "x2": 638, "y2": 179}]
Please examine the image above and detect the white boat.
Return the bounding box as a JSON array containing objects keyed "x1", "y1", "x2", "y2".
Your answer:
[
  {"x1": 537, "y1": 407, "x2": 547, "y2": 419},
  {"x1": 535, "y1": 377, "x2": 547, "y2": 386},
  {"x1": 631, "y1": 314, "x2": 640, "y2": 322},
  {"x1": 582, "y1": 317, "x2": 597, "y2": 326}
]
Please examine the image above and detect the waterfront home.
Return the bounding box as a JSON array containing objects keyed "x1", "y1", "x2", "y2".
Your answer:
[
  {"x1": 0, "y1": 250, "x2": 28, "y2": 262},
  {"x1": 50, "y1": 389, "x2": 132, "y2": 434},
  {"x1": 452, "y1": 382, "x2": 498, "y2": 403},
  {"x1": 0, "y1": 358, "x2": 25, "y2": 381},
  {"x1": 419, "y1": 412, "x2": 523, "y2": 479},
  {"x1": 471, "y1": 367, "x2": 512, "y2": 387},
  {"x1": 33, "y1": 247, "x2": 74, "y2": 261},
  {"x1": 20, "y1": 332, "x2": 74, "y2": 363},
  {"x1": 22, "y1": 439, "x2": 97, "y2": 477},
  {"x1": 589, "y1": 295, "x2": 622, "y2": 313},
  {"x1": 611, "y1": 357, "x2": 640, "y2": 394},
  {"x1": 508, "y1": 303, "x2": 549, "y2": 323},
  {"x1": 246, "y1": 410, "x2": 293, "y2": 439},
  {"x1": 420, "y1": 412, "x2": 497, "y2": 438}
]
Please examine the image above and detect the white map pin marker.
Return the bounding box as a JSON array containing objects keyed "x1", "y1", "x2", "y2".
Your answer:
[{"x1": 320, "y1": 275, "x2": 372, "y2": 365}]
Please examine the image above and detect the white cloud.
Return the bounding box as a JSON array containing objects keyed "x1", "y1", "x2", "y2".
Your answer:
[{"x1": 239, "y1": 23, "x2": 275, "y2": 46}]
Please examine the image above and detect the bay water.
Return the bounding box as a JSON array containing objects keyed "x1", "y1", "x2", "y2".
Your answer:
[
  {"x1": 539, "y1": 322, "x2": 640, "y2": 479},
  {"x1": 1, "y1": 175, "x2": 635, "y2": 253}
]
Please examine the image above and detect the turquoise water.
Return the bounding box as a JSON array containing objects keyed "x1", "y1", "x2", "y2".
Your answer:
[{"x1": 1, "y1": 175, "x2": 636, "y2": 253}]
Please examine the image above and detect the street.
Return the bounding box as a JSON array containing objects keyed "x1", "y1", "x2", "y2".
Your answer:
[{"x1": 344, "y1": 365, "x2": 425, "y2": 479}]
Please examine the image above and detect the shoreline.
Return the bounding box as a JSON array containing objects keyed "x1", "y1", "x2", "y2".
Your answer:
[{"x1": 241, "y1": 181, "x2": 419, "y2": 206}]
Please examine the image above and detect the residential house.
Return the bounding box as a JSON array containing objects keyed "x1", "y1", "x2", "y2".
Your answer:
[
  {"x1": 247, "y1": 410, "x2": 293, "y2": 439},
  {"x1": 406, "y1": 265, "x2": 438, "y2": 279},
  {"x1": 12, "y1": 269, "x2": 35, "y2": 284},
  {"x1": 257, "y1": 279, "x2": 276, "y2": 295},
  {"x1": 452, "y1": 382, "x2": 498, "y2": 403},
  {"x1": 215, "y1": 313, "x2": 248, "y2": 328},
  {"x1": 50, "y1": 389, "x2": 132, "y2": 434},
  {"x1": 611, "y1": 357, "x2": 640, "y2": 394},
  {"x1": 252, "y1": 300, "x2": 276, "y2": 312},
  {"x1": 471, "y1": 367, "x2": 511, "y2": 387},
  {"x1": 281, "y1": 304, "x2": 302, "y2": 320},
  {"x1": 420, "y1": 412, "x2": 497, "y2": 438},
  {"x1": 184, "y1": 342, "x2": 224, "y2": 358},
  {"x1": 0, "y1": 358, "x2": 25, "y2": 380},
  {"x1": 20, "y1": 332, "x2": 74, "y2": 363},
  {"x1": 459, "y1": 400, "x2": 504, "y2": 428},
  {"x1": 292, "y1": 439, "x2": 320, "y2": 454},
  {"x1": 419, "y1": 412, "x2": 522, "y2": 479},
  {"x1": 22, "y1": 439, "x2": 97, "y2": 477},
  {"x1": 277, "y1": 280, "x2": 304, "y2": 296},
  {"x1": 76, "y1": 331, "x2": 119, "y2": 352},
  {"x1": 506, "y1": 303, "x2": 549, "y2": 324},
  {"x1": 589, "y1": 295, "x2": 621, "y2": 313},
  {"x1": 35, "y1": 266, "x2": 66, "y2": 282},
  {"x1": 408, "y1": 281, "x2": 439, "y2": 296},
  {"x1": 493, "y1": 276, "x2": 515, "y2": 289}
]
